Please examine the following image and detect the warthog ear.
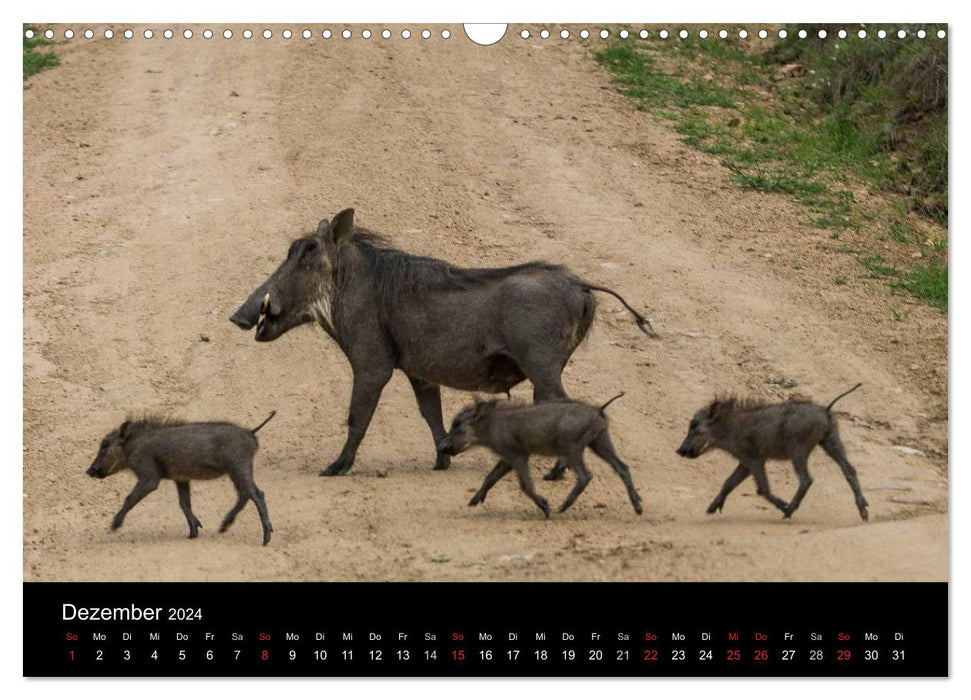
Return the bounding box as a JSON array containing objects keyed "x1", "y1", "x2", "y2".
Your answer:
[
  {"x1": 315, "y1": 219, "x2": 329, "y2": 237},
  {"x1": 472, "y1": 400, "x2": 496, "y2": 422},
  {"x1": 119, "y1": 421, "x2": 133, "y2": 442},
  {"x1": 708, "y1": 399, "x2": 733, "y2": 421},
  {"x1": 329, "y1": 208, "x2": 355, "y2": 245}
]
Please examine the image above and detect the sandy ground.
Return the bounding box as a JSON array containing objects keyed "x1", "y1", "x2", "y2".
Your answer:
[{"x1": 23, "y1": 25, "x2": 947, "y2": 582}]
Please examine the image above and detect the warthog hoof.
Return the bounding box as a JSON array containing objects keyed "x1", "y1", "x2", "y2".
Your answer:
[
  {"x1": 542, "y1": 466, "x2": 567, "y2": 481},
  {"x1": 262, "y1": 531, "x2": 271, "y2": 546},
  {"x1": 633, "y1": 501, "x2": 644, "y2": 516},
  {"x1": 537, "y1": 498, "x2": 551, "y2": 519},
  {"x1": 433, "y1": 453, "x2": 451, "y2": 471},
  {"x1": 706, "y1": 501, "x2": 723, "y2": 515},
  {"x1": 320, "y1": 459, "x2": 352, "y2": 476}
]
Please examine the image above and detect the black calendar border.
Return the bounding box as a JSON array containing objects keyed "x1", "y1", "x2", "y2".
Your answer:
[{"x1": 23, "y1": 581, "x2": 948, "y2": 678}]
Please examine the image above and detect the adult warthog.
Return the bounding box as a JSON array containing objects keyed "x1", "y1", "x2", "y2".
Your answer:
[{"x1": 230, "y1": 208, "x2": 655, "y2": 476}]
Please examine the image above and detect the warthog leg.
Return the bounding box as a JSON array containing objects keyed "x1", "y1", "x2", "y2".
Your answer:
[
  {"x1": 511, "y1": 457, "x2": 550, "y2": 519},
  {"x1": 469, "y1": 459, "x2": 513, "y2": 506},
  {"x1": 525, "y1": 364, "x2": 571, "y2": 482},
  {"x1": 176, "y1": 481, "x2": 202, "y2": 538},
  {"x1": 321, "y1": 367, "x2": 393, "y2": 476},
  {"x1": 820, "y1": 431, "x2": 869, "y2": 521},
  {"x1": 543, "y1": 460, "x2": 570, "y2": 481},
  {"x1": 408, "y1": 376, "x2": 450, "y2": 471},
  {"x1": 706, "y1": 462, "x2": 750, "y2": 514},
  {"x1": 588, "y1": 432, "x2": 644, "y2": 515},
  {"x1": 748, "y1": 458, "x2": 790, "y2": 514},
  {"x1": 111, "y1": 476, "x2": 160, "y2": 531},
  {"x1": 557, "y1": 451, "x2": 592, "y2": 514},
  {"x1": 782, "y1": 452, "x2": 814, "y2": 520}
]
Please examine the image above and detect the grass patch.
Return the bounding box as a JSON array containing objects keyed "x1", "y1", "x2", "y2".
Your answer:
[
  {"x1": 596, "y1": 26, "x2": 947, "y2": 311},
  {"x1": 764, "y1": 24, "x2": 948, "y2": 222},
  {"x1": 732, "y1": 169, "x2": 823, "y2": 197},
  {"x1": 599, "y1": 44, "x2": 736, "y2": 109},
  {"x1": 859, "y1": 255, "x2": 900, "y2": 280},
  {"x1": 24, "y1": 27, "x2": 59, "y2": 82},
  {"x1": 857, "y1": 255, "x2": 947, "y2": 310},
  {"x1": 898, "y1": 263, "x2": 947, "y2": 310},
  {"x1": 887, "y1": 220, "x2": 916, "y2": 245}
]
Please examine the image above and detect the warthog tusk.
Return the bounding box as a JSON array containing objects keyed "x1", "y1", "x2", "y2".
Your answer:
[{"x1": 257, "y1": 293, "x2": 270, "y2": 329}]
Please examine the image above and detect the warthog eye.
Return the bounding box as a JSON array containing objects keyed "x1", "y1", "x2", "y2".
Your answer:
[
  {"x1": 689, "y1": 420, "x2": 699, "y2": 430},
  {"x1": 100, "y1": 440, "x2": 109, "y2": 449},
  {"x1": 300, "y1": 239, "x2": 320, "y2": 263}
]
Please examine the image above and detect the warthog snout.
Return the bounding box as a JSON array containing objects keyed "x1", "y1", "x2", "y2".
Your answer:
[
  {"x1": 232, "y1": 286, "x2": 287, "y2": 342},
  {"x1": 229, "y1": 310, "x2": 255, "y2": 330},
  {"x1": 230, "y1": 294, "x2": 261, "y2": 330},
  {"x1": 230, "y1": 280, "x2": 274, "y2": 331}
]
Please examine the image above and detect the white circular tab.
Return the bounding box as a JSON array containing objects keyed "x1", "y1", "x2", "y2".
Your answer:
[{"x1": 463, "y1": 24, "x2": 507, "y2": 46}]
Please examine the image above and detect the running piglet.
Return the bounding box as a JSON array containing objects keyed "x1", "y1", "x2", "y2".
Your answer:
[
  {"x1": 676, "y1": 385, "x2": 868, "y2": 521},
  {"x1": 438, "y1": 395, "x2": 643, "y2": 517},
  {"x1": 86, "y1": 411, "x2": 277, "y2": 544}
]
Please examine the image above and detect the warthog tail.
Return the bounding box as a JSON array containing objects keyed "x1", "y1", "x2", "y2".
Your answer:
[
  {"x1": 599, "y1": 392, "x2": 626, "y2": 414},
  {"x1": 251, "y1": 410, "x2": 278, "y2": 434},
  {"x1": 582, "y1": 284, "x2": 657, "y2": 338},
  {"x1": 826, "y1": 384, "x2": 862, "y2": 411}
]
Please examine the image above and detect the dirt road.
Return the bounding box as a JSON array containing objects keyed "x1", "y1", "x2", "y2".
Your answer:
[{"x1": 23, "y1": 25, "x2": 947, "y2": 582}]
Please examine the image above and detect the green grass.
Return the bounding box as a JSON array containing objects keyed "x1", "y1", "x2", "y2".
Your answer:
[
  {"x1": 765, "y1": 24, "x2": 948, "y2": 222},
  {"x1": 860, "y1": 255, "x2": 900, "y2": 280},
  {"x1": 599, "y1": 44, "x2": 737, "y2": 109},
  {"x1": 887, "y1": 220, "x2": 915, "y2": 244},
  {"x1": 858, "y1": 255, "x2": 947, "y2": 310},
  {"x1": 898, "y1": 263, "x2": 947, "y2": 310},
  {"x1": 596, "y1": 43, "x2": 871, "y2": 237},
  {"x1": 24, "y1": 27, "x2": 59, "y2": 82},
  {"x1": 595, "y1": 28, "x2": 947, "y2": 312}
]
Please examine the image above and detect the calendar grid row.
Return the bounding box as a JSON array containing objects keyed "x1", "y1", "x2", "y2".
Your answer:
[{"x1": 57, "y1": 628, "x2": 914, "y2": 673}]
